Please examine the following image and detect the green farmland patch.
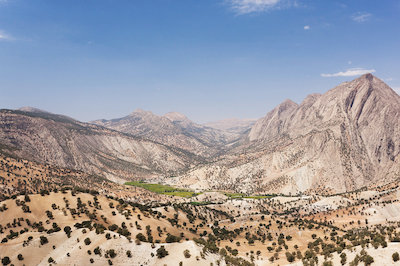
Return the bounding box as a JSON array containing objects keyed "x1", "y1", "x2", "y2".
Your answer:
[{"x1": 125, "y1": 181, "x2": 199, "y2": 198}]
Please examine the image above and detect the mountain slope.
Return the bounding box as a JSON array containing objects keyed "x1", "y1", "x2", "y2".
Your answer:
[
  {"x1": 0, "y1": 109, "x2": 202, "y2": 183},
  {"x1": 169, "y1": 74, "x2": 400, "y2": 194},
  {"x1": 91, "y1": 109, "x2": 241, "y2": 156},
  {"x1": 204, "y1": 118, "x2": 256, "y2": 134}
]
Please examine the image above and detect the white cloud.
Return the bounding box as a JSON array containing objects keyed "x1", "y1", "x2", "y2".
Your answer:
[
  {"x1": 321, "y1": 68, "x2": 375, "y2": 78},
  {"x1": 0, "y1": 29, "x2": 13, "y2": 41},
  {"x1": 227, "y1": 0, "x2": 282, "y2": 14},
  {"x1": 352, "y1": 12, "x2": 372, "y2": 23},
  {"x1": 394, "y1": 88, "x2": 400, "y2": 95},
  {"x1": 303, "y1": 25, "x2": 310, "y2": 30}
]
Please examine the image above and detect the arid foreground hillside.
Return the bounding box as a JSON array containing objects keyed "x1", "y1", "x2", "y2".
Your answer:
[{"x1": 2, "y1": 180, "x2": 400, "y2": 265}]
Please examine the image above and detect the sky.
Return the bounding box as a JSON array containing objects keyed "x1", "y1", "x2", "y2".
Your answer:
[{"x1": 0, "y1": 0, "x2": 399, "y2": 123}]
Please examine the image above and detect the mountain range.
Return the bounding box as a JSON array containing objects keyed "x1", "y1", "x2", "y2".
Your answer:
[
  {"x1": 1, "y1": 74, "x2": 399, "y2": 194},
  {"x1": 91, "y1": 109, "x2": 243, "y2": 157}
]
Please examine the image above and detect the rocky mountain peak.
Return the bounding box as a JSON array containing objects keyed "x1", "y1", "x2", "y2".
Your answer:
[
  {"x1": 18, "y1": 106, "x2": 50, "y2": 114},
  {"x1": 130, "y1": 108, "x2": 154, "y2": 116},
  {"x1": 277, "y1": 99, "x2": 298, "y2": 113},
  {"x1": 163, "y1": 112, "x2": 189, "y2": 122}
]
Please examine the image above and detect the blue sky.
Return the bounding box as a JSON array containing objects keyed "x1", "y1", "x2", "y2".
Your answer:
[{"x1": 0, "y1": 0, "x2": 399, "y2": 123}]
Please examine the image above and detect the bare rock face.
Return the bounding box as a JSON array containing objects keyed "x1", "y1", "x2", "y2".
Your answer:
[
  {"x1": 91, "y1": 110, "x2": 241, "y2": 157},
  {"x1": 171, "y1": 74, "x2": 400, "y2": 194},
  {"x1": 248, "y1": 99, "x2": 298, "y2": 141},
  {"x1": 2, "y1": 74, "x2": 399, "y2": 194},
  {"x1": 0, "y1": 110, "x2": 201, "y2": 183}
]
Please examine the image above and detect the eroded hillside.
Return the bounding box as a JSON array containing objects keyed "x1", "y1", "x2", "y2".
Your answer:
[{"x1": 170, "y1": 74, "x2": 400, "y2": 194}]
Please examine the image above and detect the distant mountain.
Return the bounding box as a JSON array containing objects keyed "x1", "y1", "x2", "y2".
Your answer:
[
  {"x1": 204, "y1": 118, "x2": 256, "y2": 134},
  {"x1": 0, "y1": 109, "x2": 202, "y2": 183},
  {"x1": 18, "y1": 106, "x2": 51, "y2": 113},
  {"x1": 2, "y1": 74, "x2": 399, "y2": 194},
  {"x1": 91, "y1": 109, "x2": 242, "y2": 157},
  {"x1": 169, "y1": 74, "x2": 400, "y2": 194}
]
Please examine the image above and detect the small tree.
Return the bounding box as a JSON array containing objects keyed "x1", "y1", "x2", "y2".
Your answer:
[
  {"x1": 340, "y1": 252, "x2": 347, "y2": 265},
  {"x1": 393, "y1": 252, "x2": 399, "y2": 262},
  {"x1": 126, "y1": 250, "x2": 132, "y2": 258},
  {"x1": 84, "y1": 237, "x2": 91, "y2": 245},
  {"x1": 108, "y1": 224, "x2": 118, "y2": 231},
  {"x1": 156, "y1": 246, "x2": 169, "y2": 258},
  {"x1": 165, "y1": 234, "x2": 180, "y2": 243},
  {"x1": 184, "y1": 249, "x2": 191, "y2": 258},
  {"x1": 40, "y1": 236, "x2": 49, "y2": 245},
  {"x1": 363, "y1": 255, "x2": 374, "y2": 266},
  {"x1": 107, "y1": 249, "x2": 117, "y2": 258},
  {"x1": 64, "y1": 226, "x2": 72, "y2": 238},
  {"x1": 94, "y1": 246, "x2": 101, "y2": 255},
  {"x1": 285, "y1": 252, "x2": 295, "y2": 263},
  {"x1": 136, "y1": 233, "x2": 146, "y2": 242},
  {"x1": 24, "y1": 194, "x2": 31, "y2": 202},
  {"x1": 1, "y1": 257, "x2": 11, "y2": 265},
  {"x1": 17, "y1": 254, "x2": 24, "y2": 261}
]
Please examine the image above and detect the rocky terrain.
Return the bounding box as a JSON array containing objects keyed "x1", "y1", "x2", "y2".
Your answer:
[
  {"x1": 204, "y1": 118, "x2": 257, "y2": 134},
  {"x1": 0, "y1": 109, "x2": 202, "y2": 183},
  {"x1": 92, "y1": 109, "x2": 242, "y2": 157},
  {"x1": 2, "y1": 74, "x2": 400, "y2": 266},
  {"x1": 170, "y1": 74, "x2": 400, "y2": 194},
  {"x1": 1, "y1": 74, "x2": 399, "y2": 196}
]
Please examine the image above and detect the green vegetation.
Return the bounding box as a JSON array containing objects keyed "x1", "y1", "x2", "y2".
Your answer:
[
  {"x1": 125, "y1": 181, "x2": 199, "y2": 198},
  {"x1": 224, "y1": 192, "x2": 246, "y2": 198},
  {"x1": 244, "y1": 195, "x2": 274, "y2": 199},
  {"x1": 223, "y1": 192, "x2": 274, "y2": 199},
  {"x1": 189, "y1": 201, "x2": 212, "y2": 206}
]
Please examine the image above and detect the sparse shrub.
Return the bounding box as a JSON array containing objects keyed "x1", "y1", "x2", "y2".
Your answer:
[
  {"x1": 40, "y1": 236, "x2": 49, "y2": 245},
  {"x1": 363, "y1": 255, "x2": 374, "y2": 266},
  {"x1": 84, "y1": 237, "x2": 91, "y2": 245},
  {"x1": 166, "y1": 234, "x2": 181, "y2": 243},
  {"x1": 108, "y1": 224, "x2": 118, "y2": 231},
  {"x1": 126, "y1": 250, "x2": 132, "y2": 258},
  {"x1": 156, "y1": 246, "x2": 169, "y2": 258},
  {"x1": 94, "y1": 246, "x2": 101, "y2": 255},
  {"x1": 286, "y1": 252, "x2": 295, "y2": 262},
  {"x1": 340, "y1": 253, "x2": 347, "y2": 265},
  {"x1": 24, "y1": 194, "x2": 31, "y2": 202},
  {"x1": 107, "y1": 249, "x2": 117, "y2": 258},
  {"x1": 64, "y1": 226, "x2": 72, "y2": 237},
  {"x1": 136, "y1": 233, "x2": 146, "y2": 242},
  {"x1": 1, "y1": 257, "x2": 11, "y2": 265},
  {"x1": 184, "y1": 249, "x2": 191, "y2": 258},
  {"x1": 393, "y1": 252, "x2": 400, "y2": 262}
]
